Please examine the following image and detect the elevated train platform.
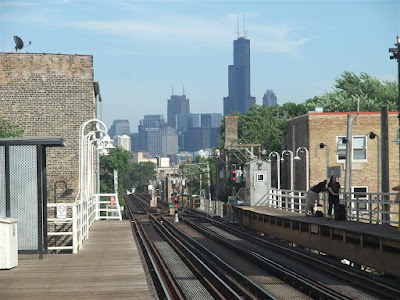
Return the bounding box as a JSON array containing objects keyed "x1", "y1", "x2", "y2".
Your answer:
[
  {"x1": 0, "y1": 220, "x2": 152, "y2": 300},
  {"x1": 234, "y1": 205, "x2": 400, "y2": 277}
]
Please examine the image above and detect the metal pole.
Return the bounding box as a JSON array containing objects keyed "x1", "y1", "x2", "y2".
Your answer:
[
  {"x1": 325, "y1": 146, "x2": 329, "y2": 179},
  {"x1": 305, "y1": 149, "x2": 310, "y2": 191},
  {"x1": 381, "y1": 107, "x2": 390, "y2": 223},
  {"x1": 344, "y1": 115, "x2": 353, "y2": 198},
  {"x1": 207, "y1": 161, "x2": 211, "y2": 200},
  {"x1": 377, "y1": 136, "x2": 380, "y2": 196},
  {"x1": 276, "y1": 156, "x2": 281, "y2": 190}
]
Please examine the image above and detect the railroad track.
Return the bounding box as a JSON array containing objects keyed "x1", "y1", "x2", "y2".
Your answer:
[
  {"x1": 125, "y1": 198, "x2": 245, "y2": 299},
  {"x1": 125, "y1": 194, "x2": 399, "y2": 299},
  {"x1": 181, "y1": 210, "x2": 400, "y2": 300}
]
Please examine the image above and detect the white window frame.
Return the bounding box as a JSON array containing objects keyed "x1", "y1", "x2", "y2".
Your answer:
[
  {"x1": 336, "y1": 136, "x2": 368, "y2": 163},
  {"x1": 256, "y1": 174, "x2": 264, "y2": 182},
  {"x1": 351, "y1": 186, "x2": 369, "y2": 211}
]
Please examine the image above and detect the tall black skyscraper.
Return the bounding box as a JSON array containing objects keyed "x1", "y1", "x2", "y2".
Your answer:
[
  {"x1": 223, "y1": 36, "x2": 255, "y2": 115},
  {"x1": 167, "y1": 93, "x2": 190, "y2": 128}
]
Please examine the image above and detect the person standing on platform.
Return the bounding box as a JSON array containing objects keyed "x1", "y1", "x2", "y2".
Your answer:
[
  {"x1": 327, "y1": 176, "x2": 341, "y2": 218},
  {"x1": 305, "y1": 180, "x2": 327, "y2": 216}
]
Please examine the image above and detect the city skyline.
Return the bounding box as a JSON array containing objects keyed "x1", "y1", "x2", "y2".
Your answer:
[{"x1": 0, "y1": 1, "x2": 397, "y2": 131}]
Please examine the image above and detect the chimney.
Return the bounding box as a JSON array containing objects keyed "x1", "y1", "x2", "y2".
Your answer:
[{"x1": 224, "y1": 116, "x2": 238, "y2": 148}]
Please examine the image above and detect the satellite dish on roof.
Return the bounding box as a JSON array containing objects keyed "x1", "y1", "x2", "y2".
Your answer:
[{"x1": 13, "y1": 36, "x2": 31, "y2": 52}]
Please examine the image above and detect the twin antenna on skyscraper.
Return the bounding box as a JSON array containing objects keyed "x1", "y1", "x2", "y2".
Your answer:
[
  {"x1": 236, "y1": 13, "x2": 248, "y2": 39},
  {"x1": 171, "y1": 84, "x2": 186, "y2": 96}
]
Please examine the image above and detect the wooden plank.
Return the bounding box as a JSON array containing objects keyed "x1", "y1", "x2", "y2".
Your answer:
[{"x1": 0, "y1": 220, "x2": 152, "y2": 299}]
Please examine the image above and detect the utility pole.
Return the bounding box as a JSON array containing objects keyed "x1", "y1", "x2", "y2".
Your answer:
[
  {"x1": 344, "y1": 115, "x2": 353, "y2": 199},
  {"x1": 389, "y1": 36, "x2": 400, "y2": 183},
  {"x1": 206, "y1": 161, "x2": 212, "y2": 200},
  {"x1": 381, "y1": 107, "x2": 390, "y2": 223}
]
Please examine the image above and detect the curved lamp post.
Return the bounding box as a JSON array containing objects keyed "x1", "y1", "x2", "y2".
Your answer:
[
  {"x1": 267, "y1": 151, "x2": 280, "y2": 190},
  {"x1": 365, "y1": 132, "x2": 380, "y2": 194},
  {"x1": 281, "y1": 150, "x2": 294, "y2": 191},
  {"x1": 294, "y1": 147, "x2": 310, "y2": 191},
  {"x1": 315, "y1": 143, "x2": 329, "y2": 178},
  {"x1": 78, "y1": 119, "x2": 114, "y2": 247}
]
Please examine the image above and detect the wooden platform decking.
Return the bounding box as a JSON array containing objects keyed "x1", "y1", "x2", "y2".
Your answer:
[{"x1": 0, "y1": 220, "x2": 153, "y2": 299}]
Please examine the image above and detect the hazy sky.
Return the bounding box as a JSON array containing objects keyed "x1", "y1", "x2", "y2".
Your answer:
[{"x1": 1, "y1": 0, "x2": 398, "y2": 132}]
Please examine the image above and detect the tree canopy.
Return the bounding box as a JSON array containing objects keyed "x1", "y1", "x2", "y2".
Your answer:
[
  {"x1": 0, "y1": 116, "x2": 24, "y2": 137},
  {"x1": 223, "y1": 103, "x2": 307, "y2": 154},
  {"x1": 123, "y1": 161, "x2": 156, "y2": 192},
  {"x1": 305, "y1": 71, "x2": 398, "y2": 112},
  {"x1": 100, "y1": 146, "x2": 132, "y2": 196}
]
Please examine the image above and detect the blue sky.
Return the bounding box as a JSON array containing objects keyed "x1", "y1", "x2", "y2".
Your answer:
[{"x1": 1, "y1": 0, "x2": 399, "y2": 132}]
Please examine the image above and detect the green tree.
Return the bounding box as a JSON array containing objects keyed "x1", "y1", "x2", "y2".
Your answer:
[
  {"x1": 237, "y1": 103, "x2": 307, "y2": 154},
  {"x1": 305, "y1": 71, "x2": 398, "y2": 112},
  {"x1": 100, "y1": 147, "x2": 132, "y2": 202},
  {"x1": 123, "y1": 161, "x2": 156, "y2": 192},
  {"x1": 0, "y1": 116, "x2": 24, "y2": 137}
]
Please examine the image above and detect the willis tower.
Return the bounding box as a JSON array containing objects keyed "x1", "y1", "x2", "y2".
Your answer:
[{"x1": 223, "y1": 35, "x2": 255, "y2": 116}]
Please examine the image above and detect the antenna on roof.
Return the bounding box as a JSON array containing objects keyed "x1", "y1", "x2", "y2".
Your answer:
[
  {"x1": 13, "y1": 36, "x2": 31, "y2": 52},
  {"x1": 172, "y1": 84, "x2": 174, "y2": 96},
  {"x1": 243, "y1": 14, "x2": 246, "y2": 38},
  {"x1": 182, "y1": 84, "x2": 185, "y2": 96},
  {"x1": 236, "y1": 14, "x2": 240, "y2": 39},
  {"x1": 243, "y1": 13, "x2": 248, "y2": 38}
]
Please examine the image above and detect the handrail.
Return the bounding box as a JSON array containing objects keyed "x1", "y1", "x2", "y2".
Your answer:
[{"x1": 259, "y1": 189, "x2": 399, "y2": 227}]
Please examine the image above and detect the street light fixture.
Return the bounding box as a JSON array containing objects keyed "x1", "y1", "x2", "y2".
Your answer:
[
  {"x1": 281, "y1": 150, "x2": 294, "y2": 191},
  {"x1": 389, "y1": 36, "x2": 400, "y2": 116},
  {"x1": 294, "y1": 147, "x2": 310, "y2": 191}
]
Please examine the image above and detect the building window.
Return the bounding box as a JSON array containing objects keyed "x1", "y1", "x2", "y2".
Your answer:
[
  {"x1": 336, "y1": 136, "x2": 367, "y2": 162},
  {"x1": 257, "y1": 174, "x2": 264, "y2": 181},
  {"x1": 351, "y1": 186, "x2": 368, "y2": 210}
]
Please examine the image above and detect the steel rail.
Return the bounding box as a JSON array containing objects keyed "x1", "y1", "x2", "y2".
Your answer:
[
  {"x1": 125, "y1": 198, "x2": 185, "y2": 299},
  {"x1": 191, "y1": 211, "x2": 400, "y2": 300},
  {"x1": 183, "y1": 216, "x2": 352, "y2": 300},
  {"x1": 160, "y1": 215, "x2": 277, "y2": 300},
  {"x1": 149, "y1": 214, "x2": 243, "y2": 300}
]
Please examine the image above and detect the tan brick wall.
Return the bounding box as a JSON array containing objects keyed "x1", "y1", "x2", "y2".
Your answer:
[
  {"x1": 0, "y1": 52, "x2": 96, "y2": 202},
  {"x1": 288, "y1": 112, "x2": 400, "y2": 192}
]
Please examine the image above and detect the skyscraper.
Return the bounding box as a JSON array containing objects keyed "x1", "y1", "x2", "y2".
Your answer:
[
  {"x1": 167, "y1": 93, "x2": 190, "y2": 128},
  {"x1": 263, "y1": 90, "x2": 277, "y2": 107},
  {"x1": 108, "y1": 119, "x2": 130, "y2": 139},
  {"x1": 223, "y1": 36, "x2": 255, "y2": 116},
  {"x1": 137, "y1": 114, "x2": 178, "y2": 157},
  {"x1": 116, "y1": 135, "x2": 131, "y2": 151}
]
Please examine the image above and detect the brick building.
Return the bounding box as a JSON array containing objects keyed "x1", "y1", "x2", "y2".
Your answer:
[
  {"x1": 0, "y1": 52, "x2": 97, "y2": 202},
  {"x1": 285, "y1": 111, "x2": 399, "y2": 195}
]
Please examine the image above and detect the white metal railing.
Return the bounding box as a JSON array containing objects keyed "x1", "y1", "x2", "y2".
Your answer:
[
  {"x1": 47, "y1": 202, "x2": 75, "y2": 252},
  {"x1": 257, "y1": 188, "x2": 399, "y2": 227},
  {"x1": 47, "y1": 193, "x2": 121, "y2": 254},
  {"x1": 96, "y1": 193, "x2": 122, "y2": 220}
]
